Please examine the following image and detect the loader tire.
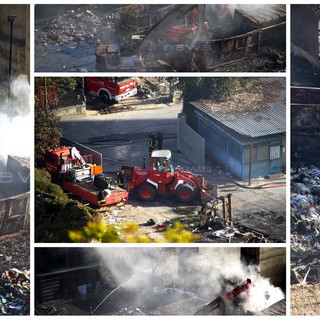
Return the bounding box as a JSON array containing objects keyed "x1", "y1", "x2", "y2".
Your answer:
[
  {"x1": 137, "y1": 184, "x2": 156, "y2": 201},
  {"x1": 100, "y1": 92, "x2": 110, "y2": 105},
  {"x1": 176, "y1": 184, "x2": 195, "y2": 202}
]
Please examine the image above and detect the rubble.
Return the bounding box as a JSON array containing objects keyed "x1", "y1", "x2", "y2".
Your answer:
[
  {"x1": 0, "y1": 269, "x2": 30, "y2": 315},
  {"x1": 0, "y1": 232, "x2": 30, "y2": 315},
  {"x1": 36, "y1": 5, "x2": 116, "y2": 46},
  {"x1": 291, "y1": 165, "x2": 320, "y2": 284}
]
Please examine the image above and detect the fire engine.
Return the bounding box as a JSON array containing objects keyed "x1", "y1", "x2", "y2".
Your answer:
[
  {"x1": 84, "y1": 77, "x2": 137, "y2": 104},
  {"x1": 165, "y1": 7, "x2": 208, "y2": 43},
  {"x1": 121, "y1": 150, "x2": 216, "y2": 203},
  {"x1": 45, "y1": 144, "x2": 128, "y2": 207}
]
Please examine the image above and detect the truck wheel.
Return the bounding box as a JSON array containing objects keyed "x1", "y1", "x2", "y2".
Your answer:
[
  {"x1": 100, "y1": 92, "x2": 110, "y2": 105},
  {"x1": 137, "y1": 184, "x2": 156, "y2": 201},
  {"x1": 176, "y1": 184, "x2": 195, "y2": 202}
]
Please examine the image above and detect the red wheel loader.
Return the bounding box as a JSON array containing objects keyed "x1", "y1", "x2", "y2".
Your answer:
[{"x1": 121, "y1": 150, "x2": 216, "y2": 203}]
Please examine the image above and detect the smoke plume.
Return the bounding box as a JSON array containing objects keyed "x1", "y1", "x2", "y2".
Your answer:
[
  {"x1": 0, "y1": 75, "x2": 31, "y2": 165},
  {"x1": 94, "y1": 247, "x2": 285, "y2": 315}
]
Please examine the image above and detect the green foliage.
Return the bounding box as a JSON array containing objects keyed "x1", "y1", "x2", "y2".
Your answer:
[
  {"x1": 35, "y1": 168, "x2": 68, "y2": 200},
  {"x1": 35, "y1": 168, "x2": 100, "y2": 242},
  {"x1": 35, "y1": 77, "x2": 77, "y2": 95},
  {"x1": 35, "y1": 97, "x2": 61, "y2": 167},
  {"x1": 68, "y1": 220, "x2": 197, "y2": 243},
  {"x1": 164, "y1": 222, "x2": 198, "y2": 243}
]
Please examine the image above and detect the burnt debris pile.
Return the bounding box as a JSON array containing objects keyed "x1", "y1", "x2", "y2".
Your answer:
[
  {"x1": 36, "y1": 5, "x2": 116, "y2": 46},
  {"x1": 291, "y1": 165, "x2": 320, "y2": 284},
  {"x1": 0, "y1": 233, "x2": 30, "y2": 315},
  {"x1": 0, "y1": 269, "x2": 30, "y2": 315}
]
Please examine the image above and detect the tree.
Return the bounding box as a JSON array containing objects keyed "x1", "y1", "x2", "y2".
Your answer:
[
  {"x1": 35, "y1": 96, "x2": 61, "y2": 167},
  {"x1": 35, "y1": 77, "x2": 77, "y2": 95}
]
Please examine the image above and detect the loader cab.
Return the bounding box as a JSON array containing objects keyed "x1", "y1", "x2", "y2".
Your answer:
[{"x1": 149, "y1": 150, "x2": 175, "y2": 184}]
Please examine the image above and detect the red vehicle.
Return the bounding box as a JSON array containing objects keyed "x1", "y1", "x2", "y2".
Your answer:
[
  {"x1": 122, "y1": 150, "x2": 215, "y2": 203},
  {"x1": 45, "y1": 145, "x2": 128, "y2": 207},
  {"x1": 195, "y1": 279, "x2": 252, "y2": 315},
  {"x1": 84, "y1": 77, "x2": 137, "y2": 104},
  {"x1": 165, "y1": 7, "x2": 208, "y2": 43}
]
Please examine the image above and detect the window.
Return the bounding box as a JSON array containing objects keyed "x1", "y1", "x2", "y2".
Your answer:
[{"x1": 270, "y1": 145, "x2": 281, "y2": 160}]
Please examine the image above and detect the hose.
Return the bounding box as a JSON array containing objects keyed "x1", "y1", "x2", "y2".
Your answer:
[{"x1": 212, "y1": 178, "x2": 286, "y2": 190}]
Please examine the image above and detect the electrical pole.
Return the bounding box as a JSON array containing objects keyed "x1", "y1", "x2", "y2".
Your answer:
[{"x1": 7, "y1": 15, "x2": 17, "y2": 112}]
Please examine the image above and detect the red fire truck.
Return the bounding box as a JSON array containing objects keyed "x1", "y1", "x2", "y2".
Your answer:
[{"x1": 84, "y1": 77, "x2": 137, "y2": 104}]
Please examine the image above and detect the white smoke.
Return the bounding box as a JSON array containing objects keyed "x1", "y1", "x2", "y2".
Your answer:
[
  {"x1": 94, "y1": 247, "x2": 285, "y2": 314},
  {"x1": 0, "y1": 75, "x2": 31, "y2": 165}
]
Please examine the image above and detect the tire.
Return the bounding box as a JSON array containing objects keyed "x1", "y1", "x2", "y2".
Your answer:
[
  {"x1": 137, "y1": 184, "x2": 156, "y2": 201},
  {"x1": 176, "y1": 184, "x2": 195, "y2": 202},
  {"x1": 100, "y1": 92, "x2": 110, "y2": 105}
]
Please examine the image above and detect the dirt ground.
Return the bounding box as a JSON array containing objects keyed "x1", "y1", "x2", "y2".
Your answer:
[
  {"x1": 291, "y1": 283, "x2": 320, "y2": 315},
  {"x1": 0, "y1": 231, "x2": 30, "y2": 273}
]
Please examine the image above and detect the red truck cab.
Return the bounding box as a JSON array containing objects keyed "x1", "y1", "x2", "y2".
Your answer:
[{"x1": 84, "y1": 77, "x2": 137, "y2": 104}]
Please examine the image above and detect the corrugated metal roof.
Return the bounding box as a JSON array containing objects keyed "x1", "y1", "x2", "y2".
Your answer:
[{"x1": 191, "y1": 79, "x2": 286, "y2": 138}]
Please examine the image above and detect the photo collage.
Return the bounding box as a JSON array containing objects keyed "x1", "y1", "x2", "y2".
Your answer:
[{"x1": 0, "y1": 1, "x2": 319, "y2": 317}]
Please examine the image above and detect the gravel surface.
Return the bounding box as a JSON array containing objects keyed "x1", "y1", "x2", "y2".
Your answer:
[{"x1": 0, "y1": 231, "x2": 30, "y2": 273}]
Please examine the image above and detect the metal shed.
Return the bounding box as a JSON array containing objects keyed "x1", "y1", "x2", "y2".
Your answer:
[{"x1": 189, "y1": 78, "x2": 286, "y2": 180}]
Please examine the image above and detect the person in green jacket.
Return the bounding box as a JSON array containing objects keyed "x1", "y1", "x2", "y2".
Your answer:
[{"x1": 148, "y1": 132, "x2": 157, "y2": 157}]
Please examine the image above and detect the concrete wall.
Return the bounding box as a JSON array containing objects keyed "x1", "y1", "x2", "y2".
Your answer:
[
  {"x1": 177, "y1": 113, "x2": 205, "y2": 169},
  {"x1": 241, "y1": 247, "x2": 286, "y2": 289},
  {"x1": 258, "y1": 248, "x2": 286, "y2": 289},
  {"x1": 0, "y1": 5, "x2": 30, "y2": 77},
  {"x1": 54, "y1": 104, "x2": 86, "y2": 117},
  {"x1": 291, "y1": 5, "x2": 319, "y2": 66}
]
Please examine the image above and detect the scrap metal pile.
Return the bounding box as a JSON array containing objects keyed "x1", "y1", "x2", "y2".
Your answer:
[
  {"x1": 291, "y1": 165, "x2": 320, "y2": 284},
  {"x1": 0, "y1": 269, "x2": 30, "y2": 315},
  {"x1": 0, "y1": 233, "x2": 30, "y2": 315}
]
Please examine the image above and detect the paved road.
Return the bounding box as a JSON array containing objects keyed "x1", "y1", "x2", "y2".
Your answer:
[{"x1": 59, "y1": 103, "x2": 182, "y2": 172}]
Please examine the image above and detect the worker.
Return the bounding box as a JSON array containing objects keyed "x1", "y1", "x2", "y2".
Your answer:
[
  {"x1": 156, "y1": 132, "x2": 163, "y2": 150},
  {"x1": 117, "y1": 169, "x2": 125, "y2": 189},
  {"x1": 148, "y1": 133, "x2": 157, "y2": 157}
]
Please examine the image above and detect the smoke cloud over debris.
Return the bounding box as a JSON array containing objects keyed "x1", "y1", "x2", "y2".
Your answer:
[
  {"x1": 94, "y1": 248, "x2": 284, "y2": 315},
  {"x1": 0, "y1": 75, "x2": 31, "y2": 165}
]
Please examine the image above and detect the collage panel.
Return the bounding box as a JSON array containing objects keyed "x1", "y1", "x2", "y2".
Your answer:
[
  {"x1": 35, "y1": 247, "x2": 286, "y2": 315},
  {"x1": 35, "y1": 4, "x2": 286, "y2": 73},
  {"x1": 0, "y1": 4, "x2": 30, "y2": 315},
  {"x1": 35, "y1": 76, "x2": 286, "y2": 244},
  {"x1": 290, "y1": 4, "x2": 320, "y2": 316}
]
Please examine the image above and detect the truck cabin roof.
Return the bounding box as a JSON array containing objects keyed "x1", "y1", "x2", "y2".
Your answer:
[{"x1": 151, "y1": 150, "x2": 171, "y2": 159}]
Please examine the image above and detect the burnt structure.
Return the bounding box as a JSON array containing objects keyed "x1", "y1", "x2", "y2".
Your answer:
[
  {"x1": 35, "y1": 247, "x2": 285, "y2": 315},
  {"x1": 291, "y1": 5, "x2": 320, "y2": 68},
  {"x1": 0, "y1": 155, "x2": 30, "y2": 236},
  {"x1": 291, "y1": 87, "x2": 320, "y2": 165}
]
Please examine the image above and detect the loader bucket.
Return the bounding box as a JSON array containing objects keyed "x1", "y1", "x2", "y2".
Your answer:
[{"x1": 200, "y1": 177, "x2": 217, "y2": 201}]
